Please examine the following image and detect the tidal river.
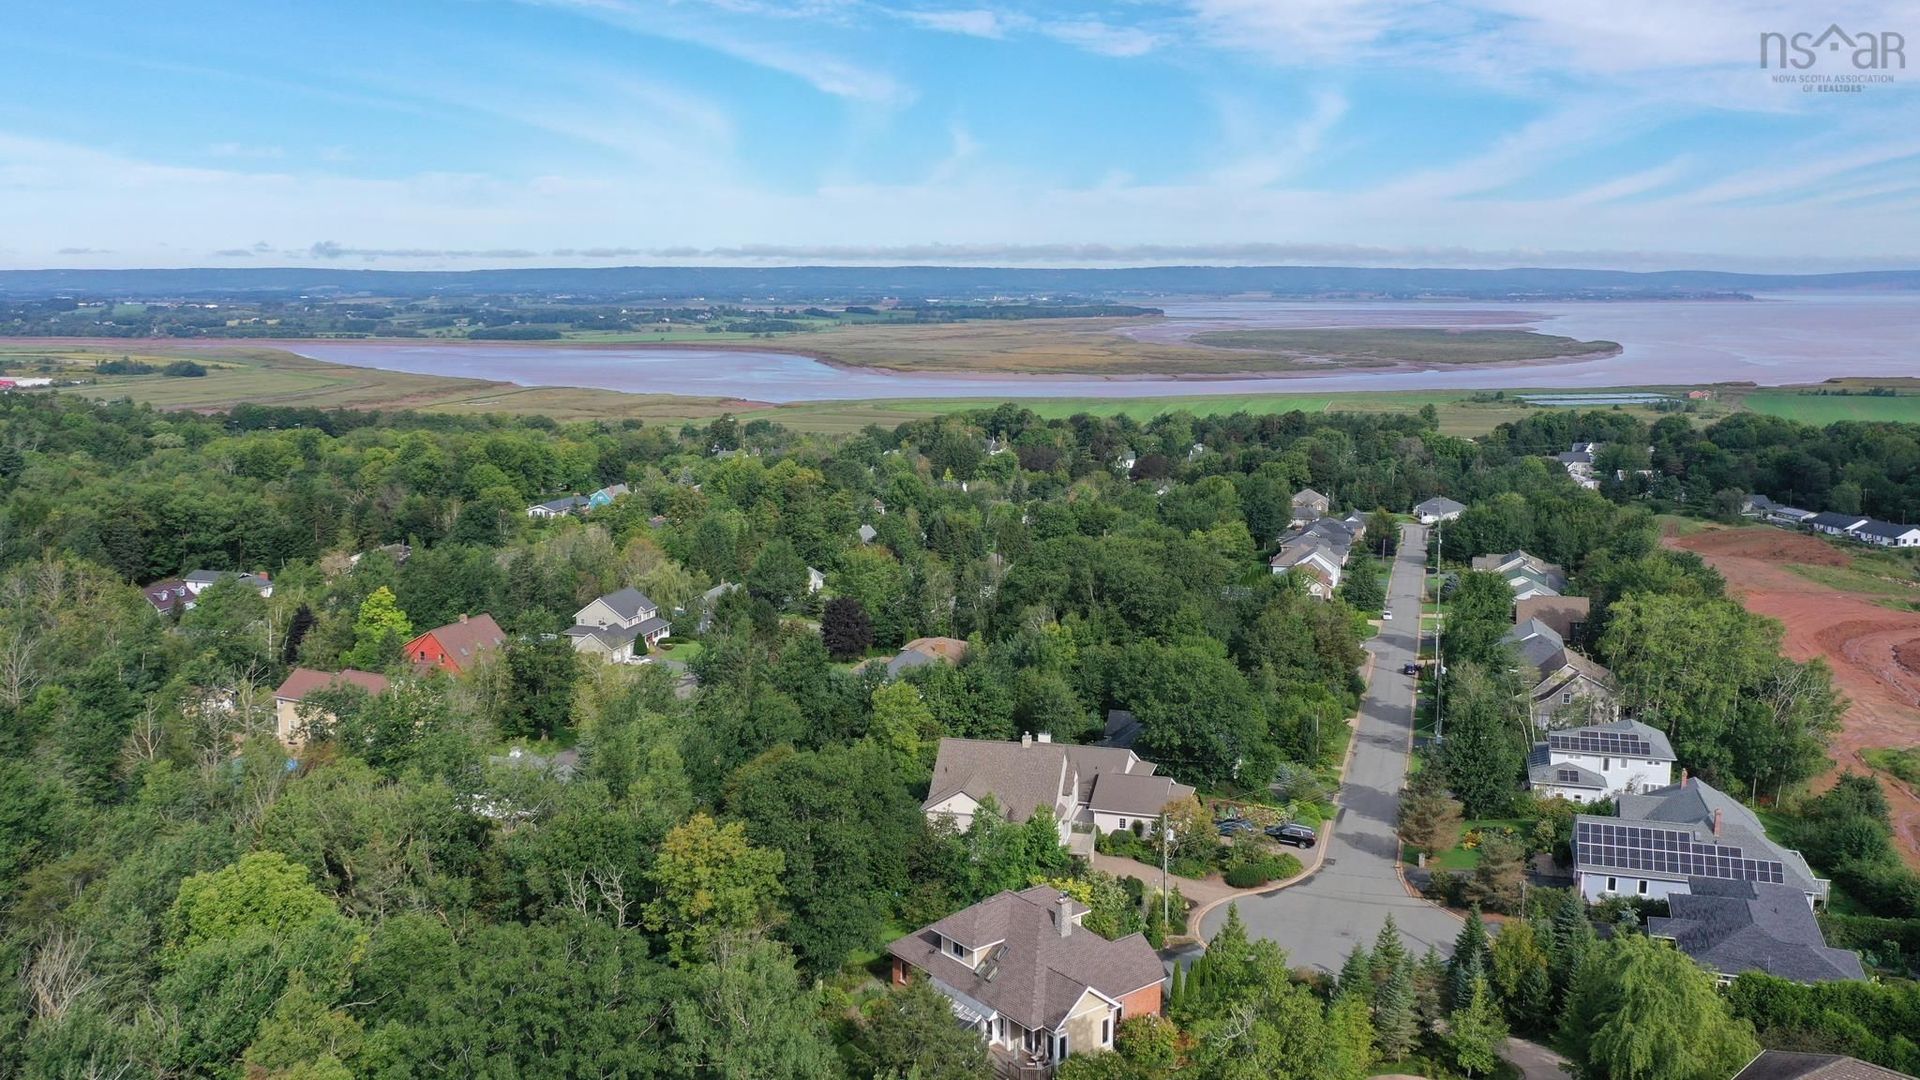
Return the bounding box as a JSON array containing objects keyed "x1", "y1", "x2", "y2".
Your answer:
[{"x1": 284, "y1": 293, "x2": 1918, "y2": 404}]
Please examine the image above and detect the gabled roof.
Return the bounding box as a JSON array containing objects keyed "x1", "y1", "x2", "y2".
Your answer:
[
  {"x1": 925, "y1": 738, "x2": 1073, "y2": 823},
  {"x1": 565, "y1": 622, "x2": 642, "y2": 649},
  {"x1": 1852, "y1": 519, "x2": 1920, "y2": 540},
  {"x1": 887, "y1": 636, "x2": 968, "y2": 676},
  {"x1": 591, "y1": 586, "x2": 657, "y2": 622},
  {"x1": 274, "y1": 667, "x2": 390, "y2": 702},
  {"x1": 1414, "y1": 496, "x2": 1466, "y2": 515},
  {"x1": 142, "y1": 577, "x2": 191, "y2": 614},
  {"x1": 890, "y1": 886, "x2": 1165, "y2": 1032},
  {"x1": 411, "y1": 613, "x2": 507, "y2": 663},
  {"x1": 531, "y1": 495, "x2": 589, "y2": 514},
  {"x1": 1547, "y1": 718, "x2": 1673, "y2": 761},
  {"x1": 1606, "y1": 778, "x2": 1825, "y2": 899},
  {"x1": 1807, "y1": 512, "x2": 1869, "y2": 530},
  {"x1": 1528, "y1": 744, "x2": 1605, "y2": 789},
  {"x1": 1732, "y1": 1051, "x2": 1910, "y2": 1080},
  {"x1": 1087, "y1": 772, "x2": 1195, "y2": 816},
  {"x1": 1292, "y1": 487, "x2": 1328, "y2": 504},
  {"x1": 1649, "y1": 878, "x2": 1865, "y2": 983}
]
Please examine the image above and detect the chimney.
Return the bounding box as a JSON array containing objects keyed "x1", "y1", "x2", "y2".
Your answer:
[
  {"x1": 1021, "y1": 732, "x2": 1032, "y2": 748},
  {"x1": 1712, "y1": 808, "x2": 1723, "y2": 837},
  {"x1": 1055, "y1": 894, "x2": 1073, "y2": 938},
  {"x1": 1680, "y1": 768, "x2": 1689, "y2": 789},
  {"x1": 1037, "y1": 732, "x2": 1053, "y2": 744}
]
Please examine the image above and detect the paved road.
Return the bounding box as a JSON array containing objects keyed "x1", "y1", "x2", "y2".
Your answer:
[
  {"x1": 1504, "y1": 1037, "x2": 1572, "y2": 1080},
  {"x1": 1201, "y1": 522, "x2": 1461, "y2": 971}
]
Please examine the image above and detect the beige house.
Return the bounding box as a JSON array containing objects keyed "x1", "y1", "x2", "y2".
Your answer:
[
  {"x1": 272, "y1": 667, "x2": 390, "y2": 746},
  {"x1": 889, "y1": 886, "x2": 1166, "y2": 1074},
  {"x1": 1508, "y1": 618, "x2": 1618, "y2": 729},
  {"x1": 922, "y1": 734, "x2": 1192, "y2": 848}
]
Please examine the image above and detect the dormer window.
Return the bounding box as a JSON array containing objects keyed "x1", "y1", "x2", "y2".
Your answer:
[{"x1": 949, "y1": 938, "x2": 967, "y2": 960}]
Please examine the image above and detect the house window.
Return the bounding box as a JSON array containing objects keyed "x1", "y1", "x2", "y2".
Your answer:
[
  {"x1": 1606, "y1": 876, "x2": 1617, "y2": 893},
  {"x1": 1603, "y1": 757, "x2": 1612, "y2": 770},
  {"x1": 1562, "y1": 692, "x2": 1574, "y2": 705},
  {"x1": 1103, "y1": 1016, "x2": 1113, "y2": 1045},
  {"x1": 1638, "y1": 880, "x2": 1649, "y2": 896},
  {"x1": 1116, "y1": 817, "x2": 1128, "y2": 831},
  {"x1": 1056, "y1": 1033, "x2": 1069, "y2": 1061},
  {"x1": 949, "y1": 939, "x2": 965, "y2": 959}
]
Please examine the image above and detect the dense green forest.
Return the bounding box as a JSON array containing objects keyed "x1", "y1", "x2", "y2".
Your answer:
[{"x1": 1, "y1": 391, "x2": 1917, "y2": 1078}]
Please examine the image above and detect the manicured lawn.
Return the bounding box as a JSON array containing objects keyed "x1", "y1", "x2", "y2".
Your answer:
[
  {"x1": 652, "y1": 640, "x2": 703, "y2": 665},
  {"x1": 1407, "y1": 818, "x2": 1529, "y2": 871}
]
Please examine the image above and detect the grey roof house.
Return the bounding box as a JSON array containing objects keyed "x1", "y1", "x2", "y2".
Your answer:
[
  {"x1": 1413, "y1": 496, "x2": 1466, "y2": 523},
  {"x1": 565, "y1": 586, "x2": 670, "y2": 663},
  {"x1": 1649, "y1": 877, "x2": 1865, "y2": 984},
  {"x1": 1573, "y1": 775, "x2": 1828, "y2": 907},
  {"x1": 1731, "y1": 1051, "x2": 1911, "y2": 1080}
]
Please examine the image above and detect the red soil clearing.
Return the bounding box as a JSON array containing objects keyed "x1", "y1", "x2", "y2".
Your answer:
[{"x1": 1668, "y1": 527, "x2": 1920, "y2": 868}]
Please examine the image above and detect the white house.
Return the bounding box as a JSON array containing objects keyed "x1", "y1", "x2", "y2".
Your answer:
[
  {"x1": 1806, "y1": 512, "x2": 1869, "y2": 537},
  {"x1": 1413, "y1": 496, "x2": 1466, "y2": 524},
  {"x1": 1113, "y1": 449, "x2": 1137, "y2": 473},
  {"x1": 182, "y1": 570, "x2": 273, "y2": 602},
  {"x1": 806, "y1": 566, "x2": 826, "y2": 594},
  {"x1": 1528, "y1": 718, "x2": 1674, "y2": 802},
  {"x1": 1851, "y1": 520, "x2": 1920, "y2": 548},
  {"x1": 527, "y1": 495, "x2": 589, "y2": 519},
  {"x1": 564, "y1": 586, "x2": 670, "y2": 663},
  {"x1": 1556, "y1": 443, "x2": 1601, "y2": 489},
  {"x1": 1572, "y1": 775, "x2": 1828, "y2": 907},
  {"x1": 923, "y1": 734, "x2": 1193, "y2": 849},
  {"x1": 1268, "y1": 516, "x2": 1359, "y2": 599}
]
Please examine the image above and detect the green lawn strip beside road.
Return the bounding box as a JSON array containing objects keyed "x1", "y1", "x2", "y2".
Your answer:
[{"x1": 1404, "y1": 818, "x2": 1529, "y2": 871}]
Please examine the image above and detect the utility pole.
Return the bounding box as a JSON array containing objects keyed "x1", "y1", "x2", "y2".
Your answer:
[
  {"x1": 1160, "y1": 811, "x2": 1171, "y2": 929},
  {"x1": 1433, "y1": 521, "x2": 1445, "y2": 742}
]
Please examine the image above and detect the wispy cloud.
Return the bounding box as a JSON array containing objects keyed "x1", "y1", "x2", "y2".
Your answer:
[
  {"x1": 55, "y1": 246, "x2": 112, "y2": 255},
  {"x1": 521, "y1": 0, "x2": 911, "y2": 104}
]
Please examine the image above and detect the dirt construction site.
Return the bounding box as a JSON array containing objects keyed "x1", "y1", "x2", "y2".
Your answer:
[{"x1": 1668, "y1": 526, "x2": 1920, "y2": 868}]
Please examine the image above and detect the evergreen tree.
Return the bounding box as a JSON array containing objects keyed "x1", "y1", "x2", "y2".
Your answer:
[
  {"x1": 1371, "y1": 915, "x2": 1410, "y2": 987},
  {"x1": 1447, "y1": 974, "x2": 1509, "y2": 1079},
  {"x1": 282, "y1": 603, "x2": 316, "y2": 665},
  {"x1": 1413, "y1": 946, "x2": 1449, "y2": 1032},
  {"x1": 1337, "y1": 943, "x2": 1374, "y2": 1003},
  {"x1": 1448, "y1": 906, "x2": 1492, "y2": 1010},
  {"x1": 1373, "y1": 956, "x2": 1420, "y2": 1061}
]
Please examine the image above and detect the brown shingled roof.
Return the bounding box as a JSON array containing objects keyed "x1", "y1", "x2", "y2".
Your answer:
[
  {"x1": 890, "y1": 886, "x2": 1165, "y2": 1032},
  {"x1": 274, "y1": 667, "x2": 390, "y2": 701}
]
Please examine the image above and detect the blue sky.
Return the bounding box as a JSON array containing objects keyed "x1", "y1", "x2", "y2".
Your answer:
[{"x1": 2, "y1": 0, "x2": 1917, "y2": 270}]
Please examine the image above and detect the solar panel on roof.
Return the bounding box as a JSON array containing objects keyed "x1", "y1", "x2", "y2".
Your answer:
[
  {"x1": 1548, "y1": 730, "x2": 1653, "y2": 756},
  {"x1": 1574, "y1": 820, "x2": 1785, "y2": 885}
]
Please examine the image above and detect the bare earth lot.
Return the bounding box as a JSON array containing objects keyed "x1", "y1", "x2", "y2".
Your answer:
[{"x1": 1669, "y1": 526, "x2": 1920, "y2": 867}]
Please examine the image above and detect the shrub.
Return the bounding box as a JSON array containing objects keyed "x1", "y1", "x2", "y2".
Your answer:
[{"x1": 1225, "y1": 864, "x2": 1268, "y2": 888}]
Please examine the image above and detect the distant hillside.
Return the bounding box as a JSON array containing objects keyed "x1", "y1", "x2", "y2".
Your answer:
[{"x1": 1, "y1": 264, "x2": 1916, "y2": 301}]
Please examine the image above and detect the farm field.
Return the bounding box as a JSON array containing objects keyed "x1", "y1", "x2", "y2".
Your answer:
[{"x1": 1735, "y1": 386, "x2": 1920, "y2": 424}]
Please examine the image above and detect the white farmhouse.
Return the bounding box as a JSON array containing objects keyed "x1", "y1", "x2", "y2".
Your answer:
[{"x1": 1528, "y1": 718, "x2": 1674, "y2": 802}]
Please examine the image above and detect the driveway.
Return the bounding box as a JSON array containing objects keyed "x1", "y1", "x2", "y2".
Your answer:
[{"x1": 1201, "y1": 522, "x2": 1461, "y2": 971}]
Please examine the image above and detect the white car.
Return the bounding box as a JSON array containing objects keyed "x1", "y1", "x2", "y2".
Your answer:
[{"x1": 1382, "y1": 610, "x2": 1393, "y2": 620}]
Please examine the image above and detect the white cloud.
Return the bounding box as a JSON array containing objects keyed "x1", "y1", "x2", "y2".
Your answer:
[
  {"x1": 895, "y1": 7, "x2": 1012, "y2": 38},
  {"x1": 520, "y1": 0, "x2": 912, "y2": 105},
  {"x1": 1039, "y1": 17, "x2": 1161, "y2": 57}
]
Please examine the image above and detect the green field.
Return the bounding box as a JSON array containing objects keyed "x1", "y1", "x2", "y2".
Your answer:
[
  {"x1": 1737, "y1": 388, "x2": 1920, "y2": 424},
  {"x1": 1189, "y1": 328, "x2": 1620, "y2": 365}
]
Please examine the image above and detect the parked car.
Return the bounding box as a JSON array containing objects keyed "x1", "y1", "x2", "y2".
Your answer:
[
  {"x1": 1402, "y1": 662, "x2": 1419, "y2": 676},
  {"x1": 1266, "y1": 823, "x2": 1319, "y2": 848},
  {"x1": 1217, "y1": 818, "x2": 1258, "y2": 837},
  {"x1": 1382, "y1": 610, "x2": 1393, "y2": 620}
]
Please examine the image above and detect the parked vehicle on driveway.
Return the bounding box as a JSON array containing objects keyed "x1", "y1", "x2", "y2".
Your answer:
[
  {"x1": 1266, "y1": 823, "x2": 1319, "y2": 848},
  {"x1": 1217, "y1": 818, "x2": 1259, "y2": 837},
  {"x1": 1402, "y1": 662, "x2": 1419, "y2": 676}
]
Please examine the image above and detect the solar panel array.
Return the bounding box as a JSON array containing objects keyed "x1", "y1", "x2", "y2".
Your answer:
[
  {"x1": 1575, "y1": 820, "x2": 1785, "y2": 884},
  {"x1": 1549, "y1": 729, "x2": 1652, "y2": 757}
]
